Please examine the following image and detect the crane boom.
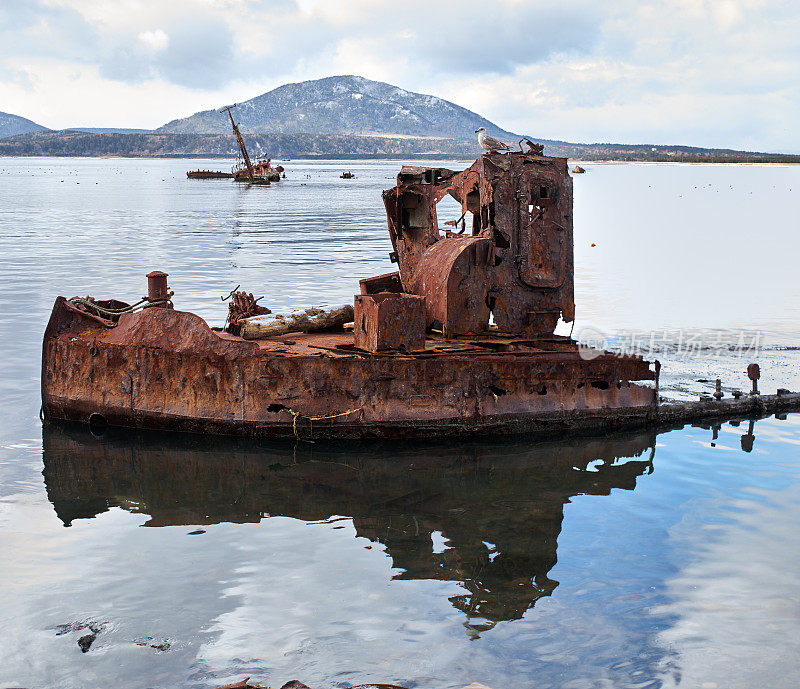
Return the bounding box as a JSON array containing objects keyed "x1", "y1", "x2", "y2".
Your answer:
[{"x1": 223, "y1": 106, "x2": 254, "y2": 181}]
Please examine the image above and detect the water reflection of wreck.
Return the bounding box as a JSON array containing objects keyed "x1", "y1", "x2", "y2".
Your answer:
[{"x1": 43, "y1": 424, "x2": 656, "y2": 634}]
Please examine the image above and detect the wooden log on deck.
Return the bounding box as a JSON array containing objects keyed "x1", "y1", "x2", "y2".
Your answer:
[{"x1": 240, "y1": 304, "x2": 354, "y2": 340}]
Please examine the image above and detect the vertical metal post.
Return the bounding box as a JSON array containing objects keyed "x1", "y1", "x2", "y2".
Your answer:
[
  {"x1": 146, "y1": 271, "x2": 169, "y2": 303},
  {"x1": 747, "y1": 363, "x2": 760, "y2": 395}
]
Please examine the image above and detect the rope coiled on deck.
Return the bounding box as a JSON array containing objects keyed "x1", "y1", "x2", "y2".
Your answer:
[{"x1": 69, "y1": 292, "x2": 174, "y2": 317}]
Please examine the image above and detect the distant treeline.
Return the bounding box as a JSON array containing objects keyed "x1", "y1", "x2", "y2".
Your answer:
[
  {"x1": 0, "y1": 131, "x2": 478, "y2": 158},
  {"x1": 1, "y1": 130, "x2": 798, "y2": 163}
]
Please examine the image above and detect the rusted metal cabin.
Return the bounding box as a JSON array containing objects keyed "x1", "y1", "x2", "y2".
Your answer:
[
  {"x1": 380, "y1": 151, "x2": 575, "y2": 338},
  {"x1": 51, "y1": 150, "x2": 786, "y2": 440}
]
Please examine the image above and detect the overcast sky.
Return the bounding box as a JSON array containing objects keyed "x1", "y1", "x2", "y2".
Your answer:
[{"x1": 1, "y1": 0, "x2": 798, "y2": 152}]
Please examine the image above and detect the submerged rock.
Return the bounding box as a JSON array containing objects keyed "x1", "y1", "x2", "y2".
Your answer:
[
  {"x1": 54, "y1": 620, "x2": 105, "y2": 653},
  {"x1": 211, "y1": 680, "x2": 312, "y2": 689},
  {"x1": 212, "y1": 679, "x2": 268, "y2": 689},
  {"x1": 77, "y1": 633, "x2": 96, "y2": 653},
  {"x1": 134, "y1": 636, "x2": 172, "y2": 652}
]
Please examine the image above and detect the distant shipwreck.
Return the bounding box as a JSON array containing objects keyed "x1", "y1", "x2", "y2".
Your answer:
[
  {"x1": 187, "y1": 105, "x2": 282, "y2": 183},
  {"x1": 42, "y1": 148, "x2": 799, "y2": 439}
]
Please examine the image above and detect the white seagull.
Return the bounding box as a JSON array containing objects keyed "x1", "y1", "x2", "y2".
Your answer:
[{"x1": 475, "y1": 127, "x2": 511, "y2": 153}]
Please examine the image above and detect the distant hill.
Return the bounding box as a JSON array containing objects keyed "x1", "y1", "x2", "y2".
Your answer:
[
  {"x1": 2, "y1": 129, "x2": 798, "y2": 164},
  {"x1": 65, "y1": 127, "x2": 152, "y2": 134},
  {"x1": 4, "y1": 75, "x2": 797, "y2": 162},
  {"x1": 0, "y1": 111, "x2": 49, "y2": 139},
  {"x1": 156, "y1": 75, "x2": 517, "y2": 141}
]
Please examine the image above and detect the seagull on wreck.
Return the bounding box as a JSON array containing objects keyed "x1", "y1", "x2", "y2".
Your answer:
[{"x1": 475, "y1": 127, "x2": 511, "y2": 153}]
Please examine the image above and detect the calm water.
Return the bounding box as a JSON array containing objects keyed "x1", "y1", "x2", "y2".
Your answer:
[{"x1": 1, "y1": 158, "x2": 799, "y2": 689}]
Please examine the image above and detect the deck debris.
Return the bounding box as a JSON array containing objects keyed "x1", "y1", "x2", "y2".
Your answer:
[
  {"x1": 224, "y1": 290, "x2": 271, "y2": 334},
  {"x1": 240, "y1": 304, "x2": 354, "y2": 339}
]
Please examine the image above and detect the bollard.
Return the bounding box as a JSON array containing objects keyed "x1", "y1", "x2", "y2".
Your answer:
[
  {"x1": 146, "y1": 271, "x2": 169, "y2": 303},
  {"x1": 747, "y1": 363, "x2": 760, "y2": 395},
  {"x1": 713, "y1": 379, "x2": 723, "y2": 401}
]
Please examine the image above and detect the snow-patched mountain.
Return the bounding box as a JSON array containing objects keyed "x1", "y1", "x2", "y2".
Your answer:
[
  {"x1": 0, "y1": 112, "x2": 48, "y2": 139},
  {"x1": 157, "y1": 75, "x2": 516, "y2": 140}
]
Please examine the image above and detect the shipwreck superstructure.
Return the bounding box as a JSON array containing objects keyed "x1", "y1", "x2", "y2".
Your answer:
[
  {"x1": 380, "y1": 151, "x2": 574, "y2": 338},
  {"x1": 41, "y1": 150, "x2": 799, "y2": 439}
]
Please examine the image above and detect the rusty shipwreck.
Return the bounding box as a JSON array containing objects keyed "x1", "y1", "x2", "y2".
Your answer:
[
  {"x1": 41, "y1": 150, "x2": 800, "y2": 439},
  {"x1": 187, "y1": 105, "x2": 283, "y2": 183}
]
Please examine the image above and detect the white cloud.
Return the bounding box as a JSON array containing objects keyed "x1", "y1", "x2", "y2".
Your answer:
[
  {"x1": 0, "y1": 0, "x2": 797, "y2": 151},
  {"x1": 0, "y1": 58, "x2": 245, "y2": 129},
  {"x1": 137, "y1": 29, "x2": 169, "y2": 51},
  {"x1": 654, "y1": 482, "x2": 800, "y2": 688}
]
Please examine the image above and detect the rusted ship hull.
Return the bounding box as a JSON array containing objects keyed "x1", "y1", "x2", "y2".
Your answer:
[
  {"x1": 232, "y1": 171, "x2": 280, "y2": 183},
  {"x1": 41, "y1": 297, "x2": 660, "y2": 440},
  {"x1": 187, "y1": 170, "x2": 233, "y2": 179}
]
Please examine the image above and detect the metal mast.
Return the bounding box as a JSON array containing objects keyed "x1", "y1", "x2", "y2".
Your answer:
[{"x1": 223, "y1": 105, "x2": 254, "y2": 182}]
